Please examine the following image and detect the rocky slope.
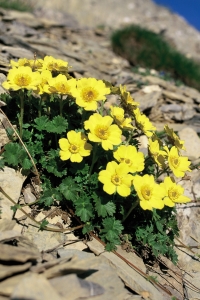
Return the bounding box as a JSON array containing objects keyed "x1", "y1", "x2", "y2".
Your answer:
[
  {"x1": 32, "y1": 0, "x2": 200, "y2": 61},
  {"x1": 0, "y1": 3, "x2": 200, "y2": 300}
]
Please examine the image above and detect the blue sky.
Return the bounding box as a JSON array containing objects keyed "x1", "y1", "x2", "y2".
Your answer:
[{"x1": 153, "y1": 0, "x2": 200, "y2": 31}]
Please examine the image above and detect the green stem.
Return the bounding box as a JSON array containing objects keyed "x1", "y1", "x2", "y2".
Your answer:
[
  {"x1": 125, "y1": 130, "x2": 134, "y2": 145},
  {"x1": 89, "y1": 143, "x2": 98, "y2": 176},
  {"x1": 156, "y1": 167, "x2": 170, "y2": 179},
  {"x1": 59, "y1": 95, "x2": 63, "y2": 117},
  {"x1": 122, "y1": 199, "x2": 139, "y2": 223},
  {"x1": 19, "y1": 90, "x2": 25, "y2": 139},
  {"x1": 38, "y1": 96, "x2": 42, "y2": 117}
]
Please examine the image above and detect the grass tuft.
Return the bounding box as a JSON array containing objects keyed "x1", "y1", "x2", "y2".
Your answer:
[
  {"x1": 0, "y1": 0, "x2": 33, "y2": 12},
  {"x1": 111, "y1": 24, "x2": 200, "y2": 91}
]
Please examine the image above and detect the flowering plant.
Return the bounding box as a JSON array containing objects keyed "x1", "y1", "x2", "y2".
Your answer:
[{"x1": 0, "y1": 55, "x2": 191, "y2": 263}]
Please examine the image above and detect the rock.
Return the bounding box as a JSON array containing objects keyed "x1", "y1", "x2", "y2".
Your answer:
[
  {"x1": 50, "y1": 274, "x2": 105, "y2": 299},
  {"x1": 160, "y1": 103, "x2": 196, "y2": 121},
  {"x1": 179, "y1": 85, "x2": 200, "y2": 103},
  {"x1": 1, "y1": 46, "x2": 34, "y2": 59},
  {"x1": 142, "y1": 84, "x2": 162, "y2": 93},
  {"x1": 23, "y1": 187, "x2": 36, "y2": 204},
  {"x1": 132, "y1": 90, "x2": 161, "y2": 112},
  {"x1": 87, "y1": 239, "x2": 172, "y2": 300},
  {"x1": 3, "y1": 10, "x2": 43, "y2": 28},
  {"x1": 0, "y1": 73, "x2": 7, "y2": 95},
  {"x1": 11, "y1": 273, "x2": 63, "y2": 300},
  {"x1": 23, "y1": 224, "x2": 67, "y2": 252},
  {"x1": 162, "y1": 90, "x2": 193, "y2": 103},
  {"x1": 0, "y1": 167, "x2": 25, "y2": 220},
  {"x1": 178, "y1": 127, "x2": 200, "y2": 160}
]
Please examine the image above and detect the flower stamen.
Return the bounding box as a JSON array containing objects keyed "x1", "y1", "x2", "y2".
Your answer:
[
  {"x1": 141, "y1": 185, "x2": 152, "y2": 200},
  {"x1": 111, "y1": 174, "x2": 121, "y2": 186},
  {"x1": 69, "y1": 144, "x2": 79, "y2": 153},
  {"x1": 15, "y1": 74, "x2": 31, "y2": 86},
  {"x1": 95, "y1": 125, "x2": 109, "y2": 140}
]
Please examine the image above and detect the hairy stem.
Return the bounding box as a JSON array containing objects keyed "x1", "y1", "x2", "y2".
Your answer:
[{"x1": 122, "y1": 199, "x2": 139, "y2": 222}]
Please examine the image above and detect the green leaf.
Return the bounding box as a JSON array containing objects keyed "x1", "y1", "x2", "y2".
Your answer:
[
  {"x1": 22, "y1": 129, "x2": 32, "y2": 141},
  {"x1": 94, "y1": 195, "x2": 116, "y2": 217},
  {"x1": 39, "y1": 219, "x2": 49, "y2": 231},
  {"x1": 21, "y1": 157, "x2": 32, "y2": 170},
  {"x1": 11, "y1": 204, "x2": 21, "y2": 212},
  {"x1": 73, "y1": 193, "x2": 94, "y2": 222},
  {"x1": 0, "y1": 158, "x2": 5, "y2": 170},
  {"x1": 45, "y1": 116, "x2": 68, "y2": 134},
  {"x1": 82, "y1": 223, "x2": 94, "y2": 234},
  {"x1": 3, "y1": 143, "x2": 22, "y2": 167},
  {"x1": 59, "y1": 177, "x2": 81, "y2": 201},
  {"x1": 101, "y1": 218, "x2": 123, "y2": 246},
  {"x1": 42, "y1": 149, "x2": 67, "y2": 177},
  {"x1": 39, "y1": 189, "x2": 62, "y2": 207},
  {"x1": 75, "y1": 205, "x2": 93, "y2": 222},
  {"x1": 105, "y1": 243, "x2": 117, "y2": 251},
  {"x1": 34, "y1": 116, "x2": 49, "y2": 131}
]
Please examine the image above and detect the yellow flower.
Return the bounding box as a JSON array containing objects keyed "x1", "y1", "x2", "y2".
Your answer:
[
  {"x1": 2, "y1": 66, "x2": 42, "y2": 91},
  {"x1": 71, "y1": 78, "x2": 110, "y2": 111},
  {"x1": 132, "y1": 174, "x2": 165, "y2": 210},
  {"x1": 160, "y1": 176, "x2": 191, "y2": 207},
  {"x1": 27, "y1": 59, "x2": 43, "y2": 71},
  {"x1": 84, "y1": 113, "x2": 122, "y2": 150},
  {"x1": 43, "y1": 74, "x2": 76, "y2": 95},
  {"x1": 35, "y1": 70, "x2": 52, "y2": 94},
  {"x1": 59, "y1": 130, "x2": 92, "y2": 163},
  {"x1": 113, "y1": 145, "x2": 144, "y2": 173},
  {"x1": 42, "y1": 56, "x2": 68, "y2": 72},
  {"x1": 98, "y1": 161, "x2": 133, "y2": 197},
  {"x1": 10, "y1": 58, "x2": 43, "y2": 70},
  {"x1": 133, "y1": 108, "x2": 156, "y2": 137},
  {"x1": 164, "y1": 125, "x2": 185, "y2": 150},
  {"x1": 110, "y1": 106, "x2": 134, "y2": 130},
  {"x1": 120, "y1": 85, "x2": 139, "y2": 110},
  {"x1": 10, "y1": 58, "x2": 29, "y2": 68},
  {"x1": 164, "y1": 146, "x2": 191, "y2": 177},
  {"x1": 148, "y1": 138, "x2": 167, "y2": 168}
]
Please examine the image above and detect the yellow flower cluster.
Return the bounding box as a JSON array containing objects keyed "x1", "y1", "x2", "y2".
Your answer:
[{"x1": 2, "y1": 55, "x2": 191, "y2": 211}]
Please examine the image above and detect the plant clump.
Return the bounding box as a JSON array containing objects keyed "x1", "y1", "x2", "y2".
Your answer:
[
  {"x1": 0, "y1": 55, "x2": 192, "y2": 264},
  {"x1": 111, "y1": 24, "x2": 200, "y2": 91},
  {"x1": 0, "y1": 0, "x2": 33, "y2": 12}
]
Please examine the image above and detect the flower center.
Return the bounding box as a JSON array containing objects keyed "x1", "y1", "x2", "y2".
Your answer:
[
  {"x1": 69, "y1": 144, "x2": 79, "y2": 153},
  {"x1": 170, "y1": 156, "x2": 180, "y2": 169},
  {"x1": 95, "y1": 125, "x2": 109, "y2": 140},
  {"x1": 15, "y1": 74, "x2": 31, "y2": 86},
  {"x1": 56, "y1": 82, "x2": 69, "y2": 94},
  {"x1": 168, "y1": 188, "x2": 179, "y2": 201},
  {"x1": 141, "y1": 185, "x2": 152, "y2": 200},
  {"x1": 111, "y1": 174, "x2": 121, "y2": 186},
  {"x1": 82, "y1": 88, "x2": 98, "y2": 102},
  {"x1": 125, "y1": 158, "x2": 131, "y2": 165}
]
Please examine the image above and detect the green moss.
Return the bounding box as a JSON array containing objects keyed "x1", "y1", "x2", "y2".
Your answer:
[{"x1": 111, "y1": 24, "x2": 200, "y2": 91}]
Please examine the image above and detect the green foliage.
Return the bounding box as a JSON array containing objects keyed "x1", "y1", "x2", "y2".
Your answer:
[
  {"x1": 0, "y1": 0, "x2": 33, "y2": 12},
  {"x1": 3, "y1": 143, "x2": 32, "y2": 170},
  {"x1": 111, "y1": 24, "x2": 200, "y2": 91},
  {"x1": 11, "y1": 204, "x2": 21, "y2": 212},
  {"x1": 0, "y1": 54, "x2": 186, "y2": 264},
  {"x1": 101, "y1": 218, "x2": 124, "y2": 250},
  {"x1": 135, "y1": 208, "x2": 178, "y2": 264},
  {"x1": 39, "y1": 219, "x2": 49, "y2": 231},
  {"x1": 59, "y1": 177, "x2": 81, "y2": 201}
]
